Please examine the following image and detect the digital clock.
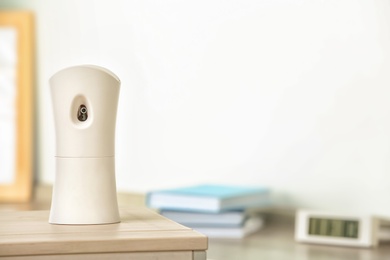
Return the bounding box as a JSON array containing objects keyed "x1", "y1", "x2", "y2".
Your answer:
[{"x1": 295, "y1": 210, "x2": 384, "y2": 248}]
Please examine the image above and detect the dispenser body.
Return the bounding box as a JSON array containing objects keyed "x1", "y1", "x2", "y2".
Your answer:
[{"x1": 49, "y1": 65, "x2": 120, "y2": 224}]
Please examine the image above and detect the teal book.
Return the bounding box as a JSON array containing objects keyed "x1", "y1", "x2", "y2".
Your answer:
[{"x1": 146, "y1": 184, "x2": 269, "y2": 213}]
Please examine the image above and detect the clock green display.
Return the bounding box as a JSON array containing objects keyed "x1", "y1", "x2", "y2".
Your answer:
[{"x1": 308, "y1": 218, "x2": 359, "y2": 238}]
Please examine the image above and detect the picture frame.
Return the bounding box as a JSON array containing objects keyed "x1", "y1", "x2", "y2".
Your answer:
[{"x1": 0, "y1": 11, "x2": 34, "y2": 202}]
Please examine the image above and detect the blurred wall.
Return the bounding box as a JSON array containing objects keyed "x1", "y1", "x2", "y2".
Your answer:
[{"x1": 1, "y1": 0, "x2": 390, "y2": 214}]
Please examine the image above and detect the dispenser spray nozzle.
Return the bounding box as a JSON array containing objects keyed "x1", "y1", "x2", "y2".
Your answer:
[{"x1": 78, "y1": 104, "x2": 88, "y2": 121}]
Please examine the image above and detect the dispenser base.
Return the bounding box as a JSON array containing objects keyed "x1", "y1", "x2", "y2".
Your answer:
[{"x1": 49, "y1": 157, "x2": 120, "y2": 225}]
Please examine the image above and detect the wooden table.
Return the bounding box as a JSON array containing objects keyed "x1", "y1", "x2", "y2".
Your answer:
[
  {"x1": 0, "y1": 208, "x2": 207, "y2": 260},
  {"x1": 2, "y1": 186, "x2": 390, "y2": 260}
]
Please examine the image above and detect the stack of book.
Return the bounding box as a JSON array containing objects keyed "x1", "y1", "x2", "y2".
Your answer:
[{"x1": 146, "y1": 184, "x2": 270, "y2": 239}]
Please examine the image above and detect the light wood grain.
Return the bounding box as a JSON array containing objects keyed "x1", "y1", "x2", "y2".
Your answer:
[
  {"x1": 0, "y1": 251, "x2": 194, "y2": 260},
  {"x1": 0, "y1": 208, "x2": 208, "y2": 257},
  {"x1": 0, "y1": 11, "x2": 34, "y2": 203}
]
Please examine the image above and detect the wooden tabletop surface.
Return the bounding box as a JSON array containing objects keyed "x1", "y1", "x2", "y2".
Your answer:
[
  {"x1": 0, "y1": 208, "x2": 207, "y2": 257},
  {"x1": 1, "y1": 186, "x2": 390, "y2": 260}
]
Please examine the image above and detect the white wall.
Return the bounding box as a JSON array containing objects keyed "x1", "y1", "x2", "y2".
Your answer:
[{"x1": 2, "y1": 0, "x2": 390, "y2": 215}]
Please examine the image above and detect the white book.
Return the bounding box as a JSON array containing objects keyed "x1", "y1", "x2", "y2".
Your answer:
[
  {"x1": 191, "y1": 216, "x2": 264, "y2": 239},
  {"x1": 161, "y1": 210, "x2": 246, "y2": 227}
]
